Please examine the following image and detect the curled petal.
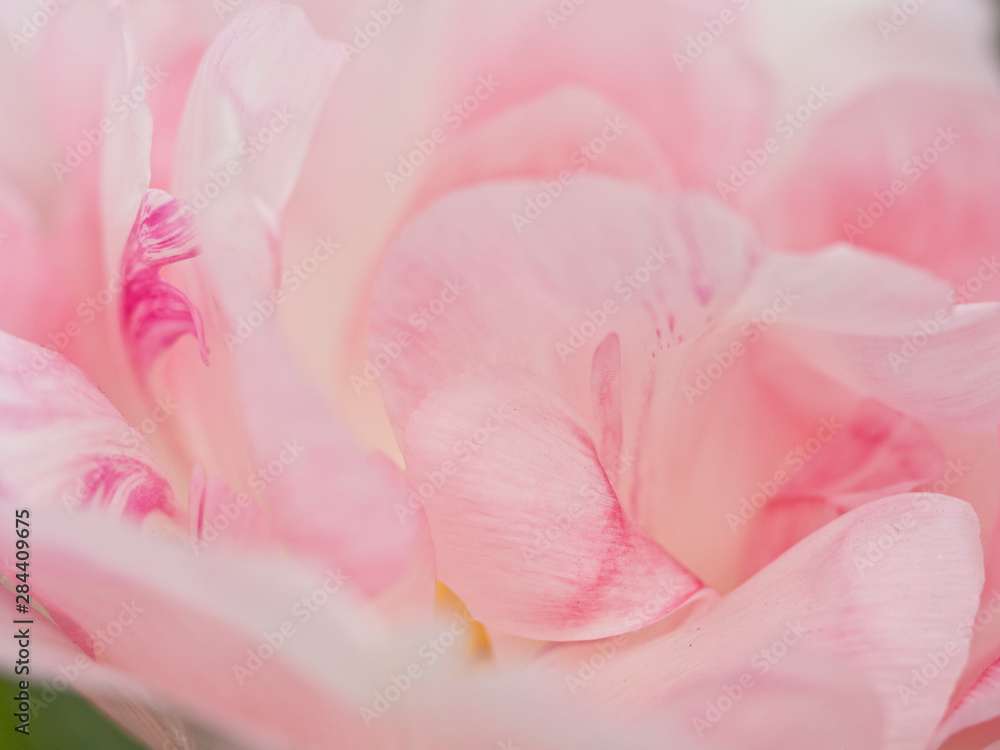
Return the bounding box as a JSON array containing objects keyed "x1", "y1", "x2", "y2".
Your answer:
[
  {"x1": 932, "y1": 655, "x2": 1000, "y2": 749},
  {"x1": 404, "y1": 364, "x2": 706, "y2": 641},
  {"x1": 736, "y1": 246, "x2": 1000, "y2": 430},
  {"x1": 743, "y1": 83, "x2": 1000, "y2": 301},
  {"x1": 743, "y1": 399, "x2": 945, "y2": 575},
  {"x1": 121, "y1": 189, "x2": 209, "y2": 370},
  {"x1": 0, "y1": 330, "x2": 176, "y2": 520},
  {"x1": 542, "y1": 494, "x2": 984, "y2": 750}
]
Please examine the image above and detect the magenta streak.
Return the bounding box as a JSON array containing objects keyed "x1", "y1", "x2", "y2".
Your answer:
[{"x1": 121, "y1": 189, "x2": 210, "y2": 369}]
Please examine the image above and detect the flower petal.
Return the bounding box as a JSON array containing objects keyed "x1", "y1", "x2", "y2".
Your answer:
[
  {"x1": 641, "y1": 245, "x2": 1000, "y2": 591},
  {"x1": 404, "y1": 364, "x2": 706, "y2": 641},
  {"x1": 230, "y1": 322, "x2": 424, "y2": 600},
  {"x1": 742, "y1": 83, "x2": 1000, "y2": 301},
  {"x1": 121, "y1": 189, "x2": 209, "y2": 370},
  {"x1": 144, "y1": 0, "x2": 344, "y2": 482},
  {"x1": 542, "y1": 494, "x2": 984, "y2": 750},
  {"x1": 1, "y1": 507, "x2": 679, "y2": 750},
  {"x1": 100, "y1": 11, "x2": 153, "y2": 272},
  {"x1": 171, "y1": 1, "x2": 344, "y2": 210},
  {"x1": 369, "y1": 175, "x2": 760, "y2": 448},
  {"x1": 187, "y1": 463, "x2": 272, "y2": 552},
  {"x1": 268, "y1": 0, "x2": 773, "y2": 435},
  {"x1": 933, "y1": 655, "x2": 1000, "y2": 750},
  {"x1": 0, "y1": 507, "x2": 392, "y2": 749},
  {"x1": 0, "y1": 178, "x2": 54, "y2": 343},
  {"x1": 407, "y1": 85, "x2": 678, "y2": 216},
  {"x1": 370, "y1": 176, "x2": 759, "y2": 592},
  {"x1": 742, "y1": 399, "x2": 945, "y2": 575},
  {"x1": 0, "y1": 330, "x2": 176, "y2": 520},
  {"x1": 0, "y1": 585, "x2": 270, "y2": 750},
  {"x1": 739, "y1": 246, "x2": 1000, "y2": 429}
]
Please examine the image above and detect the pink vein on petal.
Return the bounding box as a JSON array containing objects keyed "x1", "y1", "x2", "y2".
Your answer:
[
  {"x1": 189, "y1": 463, "x2": 207, "y2": 542},
  {"x1": 591, "y1": 333, "x2": 624, "y2": 484},
  {"x1": 121, "y1": 189, "x2": 209, "y2": 370}
]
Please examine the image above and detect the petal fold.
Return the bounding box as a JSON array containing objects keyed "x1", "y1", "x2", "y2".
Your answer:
[
  {"x1": 933, "y1": 655, "x2": 1000, "y2": 750},
  {"x1": 739, "y1": 246, "x2": 1000, "y2": 429},
  {"x1": 121, "y1": 189, "x2": 209, "y2": 370},
  {"x1": 0, "y1": 330, "x2": 176, "y2": 520},
  {"x1": 404, "y1": 364, "x2": 706, "y2": 641},
  {"x1": 743, "y1": 399, "x2": 945, "y2": 575},
  {"x1": 542, "y1": 494, "x2": 984, "y2": 750}
]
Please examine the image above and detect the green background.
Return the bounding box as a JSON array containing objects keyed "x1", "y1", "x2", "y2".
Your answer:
[{"x1": 0, "y1": 676, "x2": 141, "y2": 750}]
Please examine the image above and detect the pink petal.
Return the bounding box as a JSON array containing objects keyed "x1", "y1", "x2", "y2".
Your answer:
[
  {"x1": 0, "y1": 508, "x2": 389, "y2": 749},
  {"x1": 0, "y1": 330, "x2": 176, "y2": 520},
  {"x1": 635, "y1": 339, "x2": 851, "y2": 590},
  {"x1": 100, "y1": 11, "x2": 153, "y2": 271},
  {"x1": 390, "y1": 667, "x2": 685, "y2": 750},
  {"x1": 647, "y1": 245, "x2": 1000, "y2": 591},
  {"x1": 1, "y1": 507, "x2": 676, "y2": 750},
  {"x1": 542, "y1": 494, "x2": 984, "y2": 750},
  {"x1": 404, "y1": 364, "x2": 706, "y2": 641},
  {"x1": 368, "y1": 176, "x2": 759, "y2": 593},
  {"x1": 743, "y1": 399, "x2": 945, "y2": 575},
  {"x1": 229, "y1": 322, "x2": 424, "y2": 599},
  {"x1": 145, "y1": 0, "x2": 344, "y2": 485},
  {"x1": 742, "y1": 247, "x2": 1000, "y2": 430},
  {"x1": 0, "y1": 586, "x2": 266, "y2": 750},
  {"x1": 933, "y1": 653, "x2": 1000, "y2": 749},
  {"x1": 779, "y1": 400, "x2": 946, "y2": 511},
  {"x1": 268, "y1": 0, "x2": 772, "y2": 434},
  {"x1": 590, "y1": 333, "x2": 625, "y2": 486},
  {"x1": 171, "y1": 0, "x2": 344, "y2": 218},
  {"x1": 187, "y1": 463, "x2": 273, "y2": 553},
  {"x1": 742, "y1": 83, "x2": 1000, "y2": 301},
  {"x1": 120, "y1": 188, "x2": 209, "y2": 370},
  {"x1": 0, "y1": 178, "x2": 54, "y2": 343},
  {"x1": 408, "y1": 86, "x2": 679, "y2": 216},
  {"x1": 369, "y1": 175, "x2": 760, "y2": 448}
]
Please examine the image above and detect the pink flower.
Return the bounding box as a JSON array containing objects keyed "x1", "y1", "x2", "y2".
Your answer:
[{"x1": 1, "y1": 0, "x2": 999, "y2": 748}]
